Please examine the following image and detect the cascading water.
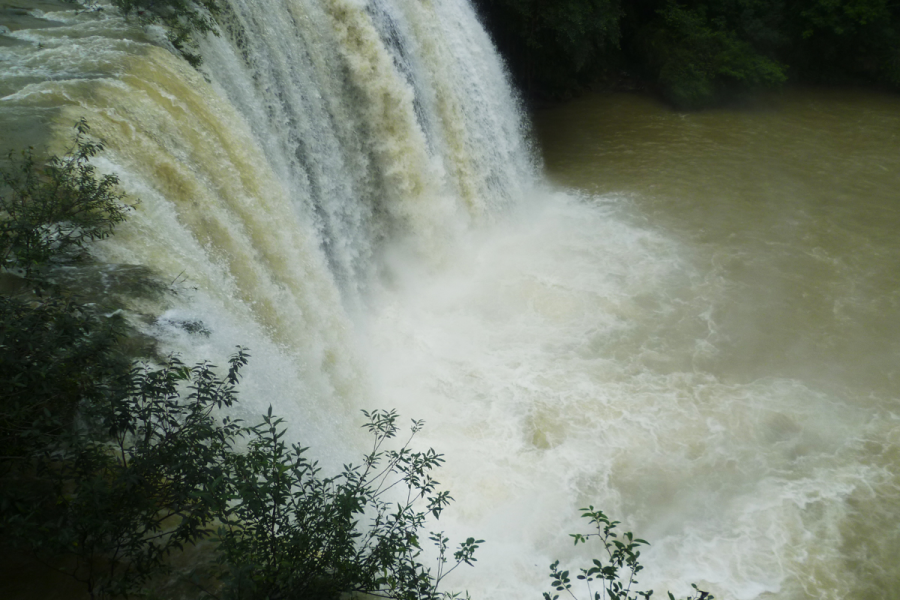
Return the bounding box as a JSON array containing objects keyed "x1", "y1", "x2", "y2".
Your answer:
[
  {"x1": 3, "y1": 1, "x2": 899, "y2": 599},
  {"x1": 1, "y1": 0, "x2": 532, "y2": 456}
]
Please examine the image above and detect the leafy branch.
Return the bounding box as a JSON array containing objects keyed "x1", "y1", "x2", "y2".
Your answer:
[
  {"x1": 1, "y1": 119, "x2": 131, "y2": 277},
  {"x1": 544, "y1": 507, "x2": 713, "y2": 600}
]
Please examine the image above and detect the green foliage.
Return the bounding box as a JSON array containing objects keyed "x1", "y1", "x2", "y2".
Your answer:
[
  {"x1": 2, "y1": 350, "x2": 479, "y2": 599},
  {"x1": 0, "y1": 293, "x2": 128, "y2": 463},
  {"x1": 790, "y1": 0, "x2": 900, "y2": 85},
  {"x1": 799, "y1": 0, "x2": 892, "y2": 37},
  {"x1": 544, "y1": 507, "x2": 713, "y2": 600},
  {"x1": 0, "y1": 352, "x2": 247, "y2": 598},
  {"x1": 0, "y1": 120, "x2": 132, "y2": 467},
  {"x1": 475, "y1": 0, "x2": 900, "y2": 106},
  {"x1": 642, "y1": 2, "x2": 787, "y2": 108},
  {"x1": 475, "y1": 0, "x2": 624, "y2": 96},
  {"x1": 699, "y1": 0, "x2": 789, "y2": 54},
  {"x1": 116, "y1": 0, "x2": 221, "y2": 67},
  {"x1": 1, "y1": 301, "x2": 478, "y2": 599},
  {"x1": 211, "y1": 408, "x2": 482, "y2": 600},
  {"x1": 1, "y1": 150, "x2": 244, "y2": 596},
  {"x1": 2, "y1": 314, "x2": 479, "y2": 599},
  {"x1": 1, "y1": 119, "x2": 130, "y2": 276}
]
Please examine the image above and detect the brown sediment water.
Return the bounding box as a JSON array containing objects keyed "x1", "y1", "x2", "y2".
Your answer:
[{"x1": 520, "y1": 88, "x2": 900, "y2": 599}]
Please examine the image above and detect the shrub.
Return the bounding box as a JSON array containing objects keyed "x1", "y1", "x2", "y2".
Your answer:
[
  {"x1": 2, "y1": 336, "x2": 480, "y2": 600},
  {"x1": 114, "y1": 0, "x2": 221, "y2": 67},
  {"x1": 1, "y1": 119, "x2": 130, "y2": 277},
  {"x1": 211, "y1": 408, "x2": 481, "y2": 600},
  {"x1": 0, "y1": 293, "x2": 128, "y2": 463},
  {"x1": 644, "y1": 2, "x2": 787, "y2": 108},
  {"x1": 544, "y1": 507, "x2": 713, "y2": 600},
  {"x1": 790, "y1": 0, "x2": 900, "y2": 86},
  {"x1": 0, "y1": 119, "x2": 133, "y2": 465},
  {"x1": 0, "y1": 353, "x2": 247, "y2": 598}
]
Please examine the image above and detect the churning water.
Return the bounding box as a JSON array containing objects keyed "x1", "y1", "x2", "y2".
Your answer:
[
  {"x1": 530, "y1": 91, "x2": 900, "y2": 599},
  {"x1": 2, "y1": 1, "x2": 899, "y2": 599}
]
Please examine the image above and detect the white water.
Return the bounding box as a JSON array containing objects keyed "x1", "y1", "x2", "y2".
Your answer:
[{"x1": 2, "y1": 2, "x2": 897, "y2": 599}]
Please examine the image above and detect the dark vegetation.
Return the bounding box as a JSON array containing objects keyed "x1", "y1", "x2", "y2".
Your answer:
[
  {"x1": 473, "y1": 0, "x2": 900, "y2": 107},
  {"x1": 0, "y1": 119, "x2": 130, "y2": 276}
]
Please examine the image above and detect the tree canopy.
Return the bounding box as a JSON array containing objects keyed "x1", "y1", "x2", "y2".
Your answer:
[{"x1": 473, "y1": 0, "x2": 900, "y2": 107}]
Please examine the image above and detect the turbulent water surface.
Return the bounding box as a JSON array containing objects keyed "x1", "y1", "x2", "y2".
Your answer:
[
  {"x1": 2, "y1": 1, "x2": 900, "y2": 599},
  {"x1": 531, "y1": 90, "x2": 900, "y2": 599}
]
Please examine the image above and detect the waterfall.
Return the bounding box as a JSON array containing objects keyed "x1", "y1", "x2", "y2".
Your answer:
[
  {"x1": 1, "y1": 0, "x2": 549, "y2": 591},
  {"x1": 4, "y1": 2, "x2": 892, "y2": 599},
  {"x1": 0, "y1": 0, "x2": 534, "y2": 454},
  {"x1": 198, "y1": 0, "x2": 535, "y2": 288}
]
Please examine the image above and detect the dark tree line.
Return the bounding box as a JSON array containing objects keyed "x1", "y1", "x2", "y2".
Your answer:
[{"x1": 473, "y1": 0, "x2": 900, "y2": 107}]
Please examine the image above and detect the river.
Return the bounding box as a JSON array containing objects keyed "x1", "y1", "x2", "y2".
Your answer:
[{"x1": 520, "y1": 88, "x2": 900, "y2": 599}]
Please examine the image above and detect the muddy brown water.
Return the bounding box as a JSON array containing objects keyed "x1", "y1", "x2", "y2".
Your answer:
[{"x1": 532, "y1": 88, "x2": 900, "y2": 599}]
